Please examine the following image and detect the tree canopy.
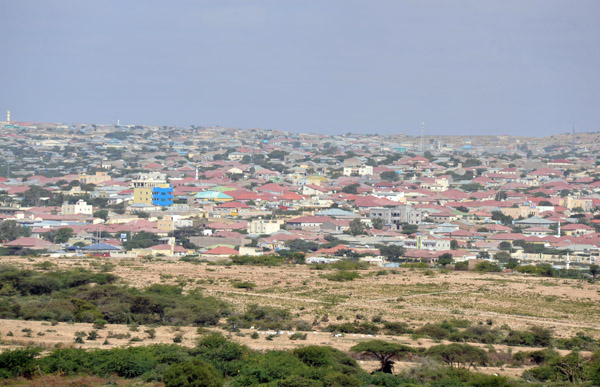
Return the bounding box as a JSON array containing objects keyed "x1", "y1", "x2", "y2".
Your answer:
[{"x1": 350, "y1": 339, "x2": 413, "y2": 373}]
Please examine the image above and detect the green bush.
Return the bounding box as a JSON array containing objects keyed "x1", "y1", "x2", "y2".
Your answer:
[
  {"x1": 474, "y1": 261, "x2": 502, "y2": 273},
  {"x1": 425, "y1": 343, "x2": 489, "y2": 368},
  {"x1": 330, "y1": 260, "x2": 370, "y2": 270},
  {"x1": 0, "y1": 348, "x2": 40, "y2": 379},
  {"x1": 231, "y1": 281, "x2": 256, "y2": 290},
  {"x1": 227, "y1": 304, "x2": 293, "y2": 331},
  {"x1": 320, "y1": 270, "x2": 360, "y2": 282},
  {"x1": 383, "y1": 321, "x2": 412, "y2": 335},
  {"x1": 163, "y1": 358, "x2": 223, "y2": 387},
  {"x1": 290, "y1": 332, "x2": 307, "y2": 340}
]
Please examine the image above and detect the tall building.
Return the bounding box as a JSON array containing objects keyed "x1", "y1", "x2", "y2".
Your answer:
[
  {"x1": 152, "y1": 185, "x2": 174, "y2": 207},
  {"x1": 369, "y1": 205, "x2": 423, "y2": 229},
  {"x1": 132, "y1": 172, "x2": 172, "y2": 206}
]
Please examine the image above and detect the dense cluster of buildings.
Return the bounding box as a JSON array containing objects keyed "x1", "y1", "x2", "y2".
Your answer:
[{"x1": 0, "y1": 118, "x2": 599, "y2": 268}]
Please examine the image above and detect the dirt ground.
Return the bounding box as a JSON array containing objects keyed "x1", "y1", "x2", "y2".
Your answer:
[{"x1": 2, "y1": 255, "x2": 599, "y2": 379}]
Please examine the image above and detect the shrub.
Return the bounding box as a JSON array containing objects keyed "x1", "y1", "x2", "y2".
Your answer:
[
  {"x1": 383, "y1": 321, "x2": 412, "y2": 335},
  {"x1": 231, "y1": 281, "x2": 256, "y2": 290},
  {"x1": 330, "y1": 260, "x2": 370, "y2": 270},
  {"x1": 163, "y1": 358, "x2": 223, "y2": 387},
  {"x1": 474, "y1": 261, "x2": 502, "y2": 273},
  {"x1": 0, "y1": 348, "x2": 40, "y2": 379},
  {"x1": 320, "y1": 270, "x2": 360, "y2": 282},
  {"x1": 227, "y1": 304, "x2": 293, "y2": 331},
  {"x1": 325, "y1": 322, "x2": 379, "y2": 335},
  {"x1": 290, "y1": 332, "x2": 307, "y2": 340},
  {"x1": 86, "y1": 330, "x2": 99, "y2": 341},
  {"x1": 425, "y1": 343, "x2": 489, "y2": 369}
]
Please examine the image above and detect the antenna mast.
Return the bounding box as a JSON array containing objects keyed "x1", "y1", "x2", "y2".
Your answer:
[
  {"x1": 420, "y1": 122, "x2": 425, "y2": 156},
  {"x1": 571, "y1": 126, "x2": 575, "y2": 159}
]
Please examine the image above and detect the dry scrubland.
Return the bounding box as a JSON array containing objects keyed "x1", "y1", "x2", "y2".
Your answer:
[{"x1": 1, "y1": 255, "x2": 600, "y2": 380}]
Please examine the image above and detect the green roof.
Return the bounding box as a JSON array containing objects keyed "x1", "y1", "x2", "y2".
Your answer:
[{"x1": 195, "y1": 191, "x2": 233, "y2": 199}]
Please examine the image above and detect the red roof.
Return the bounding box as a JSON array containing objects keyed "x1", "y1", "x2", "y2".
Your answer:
[
  {"x1": 562, "y1": 224, "x2": 594, "y2": 230},
  {"x1": 203, "y1": 246, "x2": 238, "y2": 255},
  {"x1": 4, "y1": 237, "x2": 57, "y2": 248},
  {"x1": 287, "y1": 216, "x2": 333, "y2": 224}
]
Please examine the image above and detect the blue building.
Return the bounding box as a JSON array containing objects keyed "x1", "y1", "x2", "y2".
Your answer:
[{"x1": 152, "y1": 185, "x2": 173, "y2": 207}]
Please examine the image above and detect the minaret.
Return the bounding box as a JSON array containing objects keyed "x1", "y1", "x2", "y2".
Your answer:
[
  {"x1": 6, "y1": 110, "x2": 10, "y2": 123},
  {"x1": 195, "y1": 167, "x2": 199, "y2": 181},
  {"x1": 557, "y1": 222, "x2": 561, "y2": 237}
]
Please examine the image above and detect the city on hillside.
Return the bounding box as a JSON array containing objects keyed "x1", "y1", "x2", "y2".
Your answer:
[{"x1": 0, "y1": 116, "x2": 599, "y2": 273}]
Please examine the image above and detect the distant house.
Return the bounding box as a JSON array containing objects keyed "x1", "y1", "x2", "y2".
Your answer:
[
  {"x1": 514, "y1": 216, "x2": 557, "y2": 228},
  {"x1": 79, "y1": 171, "x2": 111, "y2": 185},
  {"x1": 562, "y1": 223, "x2": 595, "y2": 236},
  {"x1": 195, "y1": 191, "x2": 233, "y2": 202},
  {"x1": 202, "y1": 246, "x2": 239, "y2": 257},
  {"x1": 4, "y1": 237, "x2": 59, "y2": 251},
  {"x1": 286, "y1": 216, "x2": 333, "y2": 231}
]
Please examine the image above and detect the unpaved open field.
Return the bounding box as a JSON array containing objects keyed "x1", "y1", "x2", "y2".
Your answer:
[{"x1": 2, "y1": 255, "x2": 599, "y2": 378}]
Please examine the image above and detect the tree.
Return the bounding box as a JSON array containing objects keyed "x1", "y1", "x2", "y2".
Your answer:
[
  {"x1": 21, "y1": 185, "x2": 51, "y2": 207},
  {"x1": 590, "y1": 264, "x2": 599, "y2": 279},
  {"x1": 494, "y1": 251, "x2": 512, "y2": 262},
  {"x1": 371, "y1": 217, "x2": 385, "y2": 230},
  {"x1": 123, "y1": 231, "x2": 160, "y2": 250},
  {"x1": 342, "y1": 184, "x2": 360, "y2": 194},
  {"x1": 379, "y1": 171, "x2": 399, "y2": 182},
  {"x1": 425, "y1": 343, "x2": 488, "y2": 369},
  {"x1": 450, "y1": 240, "x2": 459, "y2": 250},
  {"x1": 286, "y1": 239, "x2": 319, "y2": 252},
  {"x1": 378, "y1": 245, "x2": 405, "y2": 262},
  {"x1": 50, "y1": 227, "x2": 73, "y2": 244},
  {"x1": 81, "y1": 183, "x2": 96, "y2": 192},
  {"x1": 498, "y1": 241, "x2": 513, "y2": 251},
  {"x1": 163, "y1": 358, "x2": 223, "y2": 387},
  {"x1": 438, "y1": 253, "x2": 453, "y2": 266},
  {"x1": 460, "y1": 183, "x2": 482, "y2": 193},
  {"x1": 350, "y1": 340, "x2": 413, "y2": 373},
  {"x1": 495, "y1": 191, "x2": 508, "y2": 201},
  {"x1": 401, "y1": 224, "x2": 418, "y2": 234},
  {"x1": 93, "y1": 210, "x2": 109, "y2": 221},
  {"x1": 0, "y1": 220, "x2": 31, "y2": 242},
  {"x1": 348, "y1": 218, "x2": 366, "y2": 236},
  {"x1": 474, "y1": 261, "x2": 501, "y2": 273},
  {"x1": 463, "y1": 158, "x2": 482, "y2": 167},
  {"x1": 491, "y1": 211, "x2": 513, "y2": 226}
]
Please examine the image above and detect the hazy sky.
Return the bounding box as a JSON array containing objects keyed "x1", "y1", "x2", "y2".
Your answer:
[{"x1": 1, "y1": 1, "x2": 598, "y2": 136}]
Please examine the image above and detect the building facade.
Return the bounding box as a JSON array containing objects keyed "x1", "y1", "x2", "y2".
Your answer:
[{"x1": 369, "y1": 205, "x2": 423, "y2": 229}]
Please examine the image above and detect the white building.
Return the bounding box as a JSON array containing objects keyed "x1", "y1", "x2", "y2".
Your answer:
[
  {"x1": 248, "y1": 219, "x2": 281, "y2": 235},
  {"x1": 343, "y1": 165, "x2": 373, "y2": 176},
  {"x1": 61, "y1": 200, "x2": 93, "y2": 215}
]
